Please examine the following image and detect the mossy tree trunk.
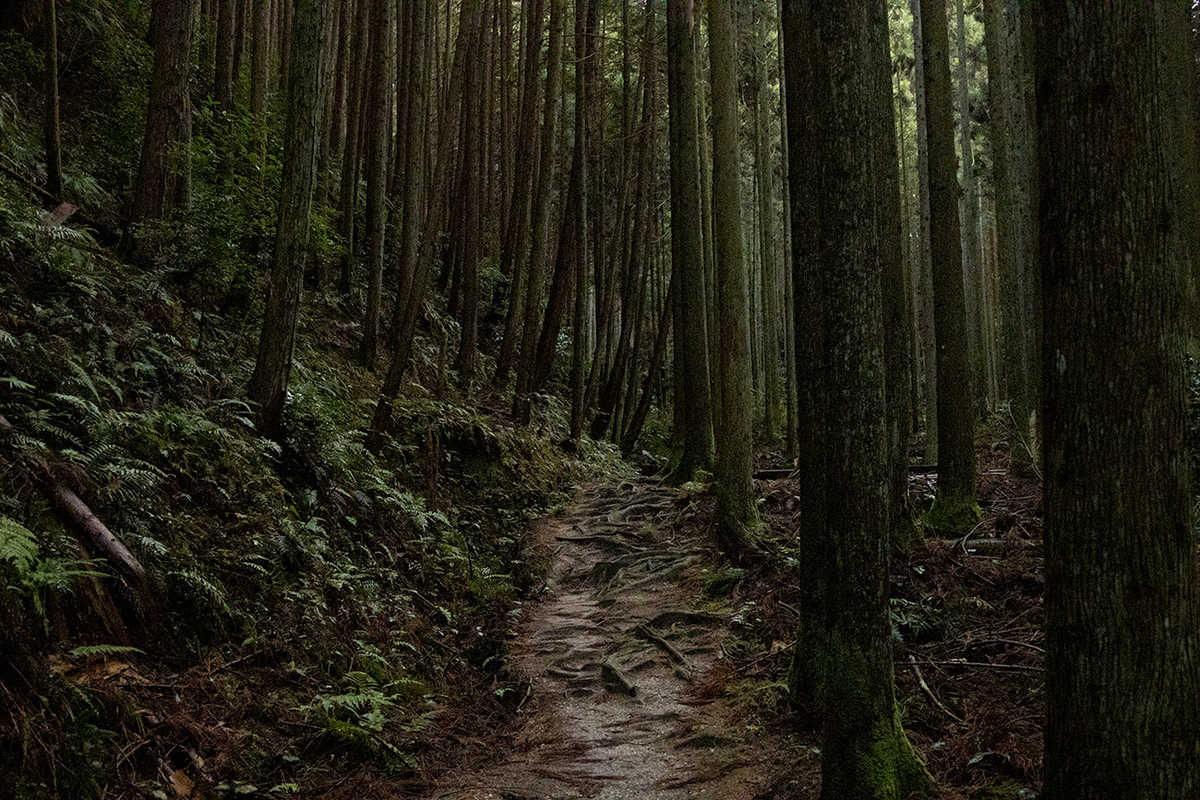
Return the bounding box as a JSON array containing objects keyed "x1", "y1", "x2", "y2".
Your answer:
[
  {"x1": 1037, "y1": 3, "x2": 1200, "y2": 796},
  {"x1": 708, "y1": 0, "x2": 756, "y2": 559},
  {"x1": 918, "y1": 0, "x2": 976, "y2": 529},
  {"x1": 783, "y1": 1, "x2": 934, "y2": 796},
  {"x1": 247, "y1": 0, "x2": 329, "y2": 436},
  {"x1": 666, "y1": 0, "x2": 713, "y2": 481}
]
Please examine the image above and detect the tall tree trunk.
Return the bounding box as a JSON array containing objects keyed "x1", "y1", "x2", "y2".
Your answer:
[
  {"x1": 568, "y1": 0, "x2": 593, "y2": 443},
  {"x1": 708, "y1": 0, "x2": 756, "y2": 559},
  {"x1": 42, "y1": 0, "x2": 62, "y2": 199},
  {"x1": 777, "y1": 0, "x2": 799, "y2": 459},
  {"x1": 753, "y1": 0, "x2": 780, "y2": 442},
  {"x1": 367, "y1": 0, "x2": 474, "y2": 453},
  {"x1": 455, "y1": 0, "x2": 487, "y2": 386},
  {"x1": 387, "y1": 0, "x2": 428, "y2": 343},
  {"x1": 131, "y1": 0, "x2": 196, "y2": 225},
  {"x1": 912, "y1": 0, "x2": 937, "y2": 465},
  {"x1": 955, "y1": 0, "x2": 984, "y2": 413},
  {"x1": 246, "y1": 0, "x2": 328, "y2": 436},
  {"x1": 1038, "y1": 3, "x2": 1200, "y2": 796},
  {"x1": 493, "y1": 0, "x2": 546, "y2": 386},
  {"x1": 513, "y1": 0, "x2": 565, "y2": 424},
  {"x1": 336, "y1": 4, "x2": 370, "y2": 294},
  {"x1": 666, "y1": 0, "x2": 713, "y2": 480},
  {"x1": 359, "y1": 0, "x2": 395, "y2": 368},
  {"x1": 214, "y1": 0, "x2": 237, "y2": 111},
  {"x1": 983, "y1": 0, "x2": 1031, "y2": 475},
  {"x1": 249, "y1": 0, "x2": 271, "y2": 179},
  {"x1": 919, "y1": 0, "x2": 977, "y2": 529},
  {"x1": 783, "y1": 1, "x2": 934, "y2": 796}
]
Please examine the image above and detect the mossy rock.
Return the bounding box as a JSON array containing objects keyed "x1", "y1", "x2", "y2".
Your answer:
[{"x1": 925, "y1": 496, "x2": 983, "y2": 536}]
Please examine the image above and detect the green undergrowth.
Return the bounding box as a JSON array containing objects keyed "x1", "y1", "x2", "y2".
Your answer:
[{"x1": 0, "y1": 177, "x2": 627, "y2": 796}]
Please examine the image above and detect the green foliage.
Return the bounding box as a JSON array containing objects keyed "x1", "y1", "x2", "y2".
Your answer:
[
  {"x1": 0, "y1": 516, "x2": 107, "y2": 624},
  {"x1": 889, "y1": 597, "x2": 949, "y2": 644},
  {"x1": 298, "y1": 657, "x2": 435, "y2": 770}
]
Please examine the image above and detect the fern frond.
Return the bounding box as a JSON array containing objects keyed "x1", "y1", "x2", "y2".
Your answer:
[
  {"x1": 68, "y1": 644, "x2": 144, "y2": 659},
  {"x1": 0, "y1": 516, "x2": 38, "y2": 574}
]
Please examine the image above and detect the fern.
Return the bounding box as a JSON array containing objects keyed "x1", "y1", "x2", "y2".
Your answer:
[
  {"x1": 0, "y1": 515, "x2": 37, "y2": 574},
  {"x1": 68, "y1": 644, "x2": 143, "y2": 659}
]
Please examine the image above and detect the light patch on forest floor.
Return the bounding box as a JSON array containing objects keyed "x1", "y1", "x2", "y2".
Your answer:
[{"x1": 431, "y1": 479, "x2": 802, "y2": 798}]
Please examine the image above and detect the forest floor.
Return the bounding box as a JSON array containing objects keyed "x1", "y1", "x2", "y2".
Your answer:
[
  {"x1": 422, "y1": 420, "x2": 1044, "y2": 800},
  {"x1": 429, "y1": 478, "x2": 811, "y2": 798}
]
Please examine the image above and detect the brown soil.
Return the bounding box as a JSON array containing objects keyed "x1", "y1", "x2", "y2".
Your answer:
[{"x1": 430, "y1": 478, "x2": 807, "y2": 799}]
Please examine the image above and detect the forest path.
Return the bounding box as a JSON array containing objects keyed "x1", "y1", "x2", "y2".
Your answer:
[{"x1": 433, "y1": 478, "x2": 782, "y2": 799}]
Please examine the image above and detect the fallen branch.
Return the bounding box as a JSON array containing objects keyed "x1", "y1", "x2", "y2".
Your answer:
[
  {"x1": 0, "y1": 415, "x2": 151, "y2": 603},
  {"x1": 908, "y1": 655, "x2": 963, "y2": 722},
  {"x1": 901, "y1": 659, "x2": 1041, "y2": 673}
]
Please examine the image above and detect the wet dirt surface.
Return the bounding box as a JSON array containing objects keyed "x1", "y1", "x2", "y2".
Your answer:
[{"x1": 433, "y1": 479, "x2": 784, "y2": 799}]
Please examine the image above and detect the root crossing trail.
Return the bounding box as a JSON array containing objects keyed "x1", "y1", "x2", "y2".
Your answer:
[{"x1": 435, "y1": 479, "x2": 785, "y2": 798}]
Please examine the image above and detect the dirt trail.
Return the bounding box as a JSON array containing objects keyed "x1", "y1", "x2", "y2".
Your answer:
[{"x1": 434, "y1": 479, "x2": 784, "y2": 799}]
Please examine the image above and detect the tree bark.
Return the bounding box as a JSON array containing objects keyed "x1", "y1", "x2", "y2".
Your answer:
[
  {"x1": 912, "y1": 0, "x2": 937, "y2": 466},
  {"x1": 131, "y1": 0, "x2": 197, "y2": 225},
  {"x1": 359, "y1": 0, "x2": 394, "y2": 369},
  {"x1": 752, "y1": 1, "x2": 780, "y2": 442},
  {"x1": 42, "y1": 0, "x2": 62, "y2": 200},
  {"x1": 666, "y1": 0, "x2": 713, "y2": 479},
  {"x1": 983, "y1": 0, "x2": 1032, "y2": 475},
  {"x1": 708, "y1": 0, "x2": 756, "y2": 559},
  {"x1": 919, "y1": 0, "x2": 976, "y2": 528},
  {"x1": 513, "y1": 0, "x2": 565, "y2": 424},
  {"x1": 783, "y1": 2, "x2": 934, "y2": 796},
  {"x1": 955, "y1": 0, "x2": 984, "y2": 412},
  {"x1": 1038, "y1": 3, "x2": 1200, "y2": 796},
  {"x1": 246, "y1": 0, "x2": 328, "y2": 436}
]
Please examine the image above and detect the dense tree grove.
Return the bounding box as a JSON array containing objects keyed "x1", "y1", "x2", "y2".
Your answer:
[{"x1": 1, "y1": 0, "x2": 1197, "y2": 795}]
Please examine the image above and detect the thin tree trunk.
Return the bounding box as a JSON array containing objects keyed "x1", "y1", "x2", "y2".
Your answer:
[
  {"x1": 246, "y1": 0, "x2": 328, "y2": 436},
  {"x1": 666, "y1": 0, "x2": 713, "y2": 479},
  {"x1": 919, "y1": 0, "x2": 976, "y2": 527},
  {"x1": 336, "y1": 4, "x2": 370, "y2": 294},
  {"x1": 956, "y1": 0, "x2": 984, "y2": 413},
  {"x1": 250, "y1": 0, "x2": 271, "y2": 179},
  {"x1": 455, "y1": 0, "x2": 487, "y2": 386},
  {"x1": 912, "y1": 0, "x2": 937, "y2": 466},
  {"x1": 753, "y1": 1, "x2": 779, "y2": 441},
  {"x1": 708, "y1": 0, "x2": 756, "y2": 559},
  {"x1": 131, "y1": 0, "x2": 196, "y2": 225},
  {"x1": 42, "y1": 0, "x2": 62, "y2": 199},
  {"x1": 359, "y1": 0, "x2": 394, "y2": 368},
  {"x1": 494, "y1": 0, "x2": 545, "y2": 386},
  {"x1": 513, "y1": 0, "x2": 565, "y2": 424}
]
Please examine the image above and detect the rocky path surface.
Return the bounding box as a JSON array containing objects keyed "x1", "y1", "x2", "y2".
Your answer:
[{"x1": 434, "y1": 479, "x2": 785, "y2": 799}]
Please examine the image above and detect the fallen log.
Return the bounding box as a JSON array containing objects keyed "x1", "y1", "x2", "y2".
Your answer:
[{"x1": 0, "y1": 415, "x2": 150, "y2": 599}]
